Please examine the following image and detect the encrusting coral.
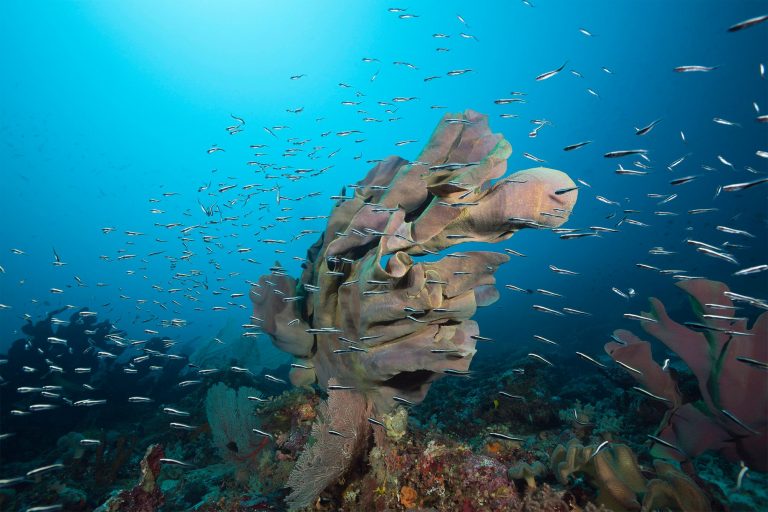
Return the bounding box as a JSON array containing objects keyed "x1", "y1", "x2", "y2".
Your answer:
[
  {"x1": 250, "y1": 109, "x2": 579, "y2": 508},
  {"x1": 605, "y1": 280, "x2": 768, "y2": 472}
]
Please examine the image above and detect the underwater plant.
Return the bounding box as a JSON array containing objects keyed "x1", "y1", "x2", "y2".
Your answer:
[
  {"x1": 250, "y1": 109, "x2": 578, "y2": 508},
  {"x1": 605, "y1": 279, "x2": 767, "y2": 473}
]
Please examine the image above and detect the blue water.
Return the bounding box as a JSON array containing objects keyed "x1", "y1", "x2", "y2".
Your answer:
[
  {"x1": 0, "y1": 4, "x2": 765, "y2": 367},
  {"x1": 2, "y1": 1, "x2": 765, "y2": 360}
]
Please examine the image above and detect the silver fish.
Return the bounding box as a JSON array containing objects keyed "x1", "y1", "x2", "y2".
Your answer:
[
  {"x1": 535, "y1": 61, "x2": 568, "y2": 81},
  {"x1": 673, "y1": 65, "x2": 718, "y2": 72},
  {"x1": 727, "y1": 14, "x2": 768, "y2": 32}
]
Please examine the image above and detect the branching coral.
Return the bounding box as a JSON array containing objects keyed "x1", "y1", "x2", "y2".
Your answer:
[
  {"x1": 251, "y1": 109, "x2": 578, "y2": 507},
  {"x1": 605, "y1": 280, "x2": 768, "y2": 472}
]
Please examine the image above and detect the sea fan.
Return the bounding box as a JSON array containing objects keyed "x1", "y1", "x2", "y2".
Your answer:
[{"x1": 285, "y1": 379, "x2": 371, "y2": 509}]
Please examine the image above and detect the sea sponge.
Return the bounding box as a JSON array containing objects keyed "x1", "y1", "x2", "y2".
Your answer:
[
  {"x1": 548, "y1": 441, "x2": 711, "y2": 512},
  {"x1": 252, "y1": 110, "x2": 578, "y2": 418},
  {"x1": 642, "y1": 460, "x2": 711, "y2": 512}
]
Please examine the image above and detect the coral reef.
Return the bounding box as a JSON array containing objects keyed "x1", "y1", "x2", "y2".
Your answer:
[{"x1": 605, "y1": 280, "x2": 768, "y2": 472}]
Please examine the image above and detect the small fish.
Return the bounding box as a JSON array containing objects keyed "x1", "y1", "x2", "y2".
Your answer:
[
  {"x1": 163, "y1": 407, "x2": 191, "y2": 416},
  {"x1": 367, "y1": 417, "x2": 385, "y2": 427},
  {"x1": 488, "y1": 432, "x2": 524, "y2": 441},
  {"x1": 128, "y1": 396, "x2": 154, "y2": 403},
  {"x1": 615, "y1": 165, "x2": 647, "y2": 176},
  {"x1": 734, "y1": 264, "x2": 768, "y2": 276},
  {"x1": 596, "y1": 195, "x2": 621, "y2": 206},
  {"x1": 737, "y1": 462, "x2": 750, "y2": 490},
  {"x1": 555, "y1": 186, "x2": 579, "y2": 195},
  {"x1": 560, "y1": 232, "x2": 599, "y2": 240},
  {"x1": 264, "y1": 374, "x2": 287, "y2": 384},
  {"x1": 722, "y1": 177, "x2": 768, "y2": 192},
  {"x1": 563, "y1": 307, "x2": 591, "y2": 316},
  {"x1": 647, "y1": 435, "x2": 686, "y2": 455},
  {"x1": 550, "y1": 265, "x2": 578, "y2": 275},
  {"x1": 563, "y1": 141, "x2": 592, "y2": 151},
  {"x1": 623, "y1": 313, "x2": 658, "y2": 323},
  {"x1": 721, "y1": 409, "x2": 760, "y2": 435},
  {"x1": 498, "y1": 391, "x2": 526, "y2": 400},
  {"x1": 528, "y1": 353, "x2": 554, "y2": 366},
  {"x1": 604, "y1": 149, "x2": 648, "y2": 158},
  {"x1": 535, "y1": 61, "x2": 568, "y2": 81},
  {"x1": 392, "y1": 396, "x2": 416, "y2": 406},
  {"x1": 26, "y1": 464, "x2": 65, "y2": 477},
  {"x1": 735, "y1": 356, "x2": 768, "y2": 370},
  {"x1": 635, "y1": 119, "x2": 662, "y2": 136},
  {"x1": 667, "y1": 153, "x2": 690, "y2": 170},
  {"x1": 612, "y1": 287, "x2": 630, "y2": 299},
  {"x1": 717, "y1": 225, "x2": 755, "y2": 238},
  {"x1": 443, "y1": 368, "x2": 472, "y2": 376},
  {"x1": 718, "y1": 155, "x2": 735, "y2": 169},
  {"x1": 633, "y1": 386, "x2": 672, "y2": 403},
  {"x1": 170, "y1": 422, "x2": 198, "y2": 431},
  {"x1": 160, "y1": 458, "x2": 194, "y2": 467},
  {"x1": 533, "y1": 335, "x2": 559, "y2": 346},
  {"x1": 697, "y1": 247, "x2": 738, "y2": 265},
  {"x1": 72, "y1": 399, "x2": 105, "y2": 407},
  {"x1": 673, "y1": 65, "x2": 718, "y2": 72},
  {"x1": 713, "y1": 117, "x2": 740, "y2": 127},
  {"x1": 252, "y1": 428, "x2": 274, "y2": 439},
  {"x1": 328, "y1": 384, "x2": 355, "y2": 390},
  {"x1": 532, "y1": 305, "x2": 564, "y2": 316},
  {"x1": 575, "y1": 352, "x2": 607, "y2": 368},
  {"x1": 616, "y1": 360, "x2": 643, "y2": 375},
  {"x1": 727, "y1": 14, "x2": 768, "y2": 32},
  {"x1": 523, "y1": 152, "x2": 546, "y2": 163},
  {"x1": 670, "y1": 175, "x2": 698, "y2": 186}
]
